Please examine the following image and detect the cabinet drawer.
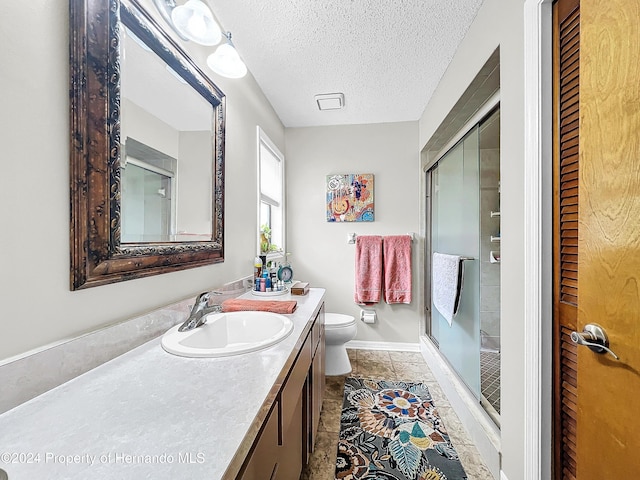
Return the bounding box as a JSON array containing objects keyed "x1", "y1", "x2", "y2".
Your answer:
[{"x1": 280, "y1": 334, "x2": 311, "y2": 434}]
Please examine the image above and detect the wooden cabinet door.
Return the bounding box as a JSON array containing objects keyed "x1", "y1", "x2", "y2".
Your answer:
[
  {"x1": 278, "y1": 391, "x2": 304, "y2": 480},
  {"x1": 237, "y1": 403, "x2": 279, "y2": 480},
  {"x1": 278, "y1": 331, "x2": 311, "y2": 478}
]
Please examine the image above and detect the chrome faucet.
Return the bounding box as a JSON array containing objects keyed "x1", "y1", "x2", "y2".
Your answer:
[{"x1": 178, "y1": 292, "x2": 223, "y2": 332}]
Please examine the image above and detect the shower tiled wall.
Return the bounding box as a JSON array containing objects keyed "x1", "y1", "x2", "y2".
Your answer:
[{"x1": 479, "y1": 148, "x2": 500, "y2": 347}]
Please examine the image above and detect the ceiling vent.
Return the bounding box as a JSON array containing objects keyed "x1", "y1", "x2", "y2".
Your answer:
[{"x1": 315, "y1": 93, "x2": 345, "y2": 111}]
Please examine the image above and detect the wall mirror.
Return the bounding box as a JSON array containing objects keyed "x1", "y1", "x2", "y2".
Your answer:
[{"x1": 70, "y1": 0, "x2": 225, "y2": 290}]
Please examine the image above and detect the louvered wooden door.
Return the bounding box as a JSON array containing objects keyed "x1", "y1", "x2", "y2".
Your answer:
[
  {"x1": 575, "y1": 0, "x2": 640, "y2": 476},
  {"x1": 553, "y1": 0, "x2": 580, "y2": 478},
  {"x1": 554, "y1": 0, "x2": 640, "y2": 477}
]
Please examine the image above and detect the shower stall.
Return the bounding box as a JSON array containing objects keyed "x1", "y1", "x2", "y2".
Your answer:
[{"x1": 426, "y1": 108, "x2": 501, "y2": 424}]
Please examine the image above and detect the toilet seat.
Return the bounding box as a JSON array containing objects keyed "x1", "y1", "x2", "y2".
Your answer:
[{"x1": 325, "y1": 313, "x2": 356, "y2": 328}]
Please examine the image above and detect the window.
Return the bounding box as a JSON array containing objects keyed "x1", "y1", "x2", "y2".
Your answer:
[{"x1": 257, "y1": 127, "x2": 285, "y2": 258}]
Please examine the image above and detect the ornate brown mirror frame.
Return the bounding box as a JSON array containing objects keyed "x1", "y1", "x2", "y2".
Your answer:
[{"x1": 70, "y1": 0, "x2": 225, "y2": 290}]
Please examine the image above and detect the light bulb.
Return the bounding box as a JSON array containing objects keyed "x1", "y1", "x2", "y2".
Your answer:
[
  {"x1": 171, "y1": 0, "x2": 221, "y2": 46},
  {"x1": 207, "y1": 43, "x2": 247, "y2": 79},
  {"x1": 186, "y1": 11, "x2": 207, "y2": 39}
]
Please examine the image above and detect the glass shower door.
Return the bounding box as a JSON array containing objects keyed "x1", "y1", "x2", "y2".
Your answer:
[
  {"x1": 430, "y1": 127, "x2": 481, "y2": 398},
  {"x1": 121, "y1": 161, "x2": 173, "y2": 242}
]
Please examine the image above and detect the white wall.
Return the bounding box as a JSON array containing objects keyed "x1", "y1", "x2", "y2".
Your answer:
[
  {"x1": 0, "y1": 0, "x2": 284, "y2": 361},
  {"x1": 418, "y1": 0, "x2": 525, "y2": 478},
  {"x1": 178, "y1": 130, "x2": 213, "y2": 236},
  {"x1": 122, "y1": 98, "x2": 180, "y2": 159},
  {"x1": 286, "y1": 122, "x2": 420, "y2": 344}
]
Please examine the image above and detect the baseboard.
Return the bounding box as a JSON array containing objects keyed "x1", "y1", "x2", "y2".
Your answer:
[{"x1": 345, "y1": 340, "x2": 421, "y2": 352}]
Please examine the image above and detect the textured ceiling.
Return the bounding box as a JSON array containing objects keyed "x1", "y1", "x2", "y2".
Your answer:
[{"x1": 207, "y1": 0, "x2": 484, "y2": 127}]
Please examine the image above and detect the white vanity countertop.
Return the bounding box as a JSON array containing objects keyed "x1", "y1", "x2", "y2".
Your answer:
[{"x1": 0, "y1": 288, "x2": 325, "y2": 480}]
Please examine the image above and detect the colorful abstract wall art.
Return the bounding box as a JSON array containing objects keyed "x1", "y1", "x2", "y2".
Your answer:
[{"x1": 326, "y1": 174, "x2": 374, "y2": 222}]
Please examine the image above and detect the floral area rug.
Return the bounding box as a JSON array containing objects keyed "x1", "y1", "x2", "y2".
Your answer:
[{"x1": 335, "y1": 377, "x2": 467, "y2": 480}]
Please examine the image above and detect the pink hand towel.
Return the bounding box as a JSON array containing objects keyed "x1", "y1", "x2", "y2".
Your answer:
[
  {"x1": 354, "y1": 235, "x2": 383, "y2": 305},
  {"x1": 222, "y1": 299, "x2": 297, "y2": 314},
  {"x1": 383, "y1": 235, "x2": 412, "y2": 304}
]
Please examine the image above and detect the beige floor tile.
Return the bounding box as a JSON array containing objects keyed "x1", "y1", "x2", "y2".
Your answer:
[
  {"x1": 438, "y1": 407, "x2": 474, "y2": 446},
  {"x1": 392, "y1": 362, "x2": 438, "y2": 383},
  {"x1": 318, "y1": 398, "x2": 343, "y2": 433},
  {"x1": 356, "y1": 349, "x2": 392, "y2": 363},
  {"x1": 352, "y1": 359, "x2": 395, "y2": 379},
  {"x1": 347, "y1": 349, "x2": 357, "y2": 362},
  {"x1": 301, "y1": 430, "x2": 338, "y2": 480},
  {"x1": 456, "y1": 444, "x2": 495, "y2": 480},
  {"x1": 300, "y1": 467, "x2": 334, "y2": 480},
  {"x1": 324, "y1": 375, "x2": 346, "y2": 400},
  {"x1": 389, "y1": 351, "x2": 426, "y2": 364},
  {"x1": 423, "y1": 381, "x2": 451, "y2": 407}
]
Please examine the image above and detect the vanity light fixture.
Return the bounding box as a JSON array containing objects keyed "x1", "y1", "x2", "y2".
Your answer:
[
  {"x1": 206, "y1": 32, "x2": 247, "y2": 79},
  {"x1": 153, "y1": 0, "x2": 247, "y2": 78},
  {"x1": 171, "y1": 0, "x2": 221, "y2": 45}
]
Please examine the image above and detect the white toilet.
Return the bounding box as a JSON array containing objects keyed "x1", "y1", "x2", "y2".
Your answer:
[{"x1": 324, "y1": 313, "x2": 357, "y2": 376}]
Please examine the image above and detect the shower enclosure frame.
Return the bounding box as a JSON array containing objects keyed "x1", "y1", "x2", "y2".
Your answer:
[{"x1": 423, "y1": 103, "x2": 501, "y2": 426}]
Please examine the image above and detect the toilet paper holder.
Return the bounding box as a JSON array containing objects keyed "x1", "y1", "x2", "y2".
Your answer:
[{"x1": 360, "y1": 309, "x2": 376, "y2": 324}]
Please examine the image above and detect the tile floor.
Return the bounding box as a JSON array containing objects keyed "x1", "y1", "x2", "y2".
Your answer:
[
  {"x1": 480, "y1": 350, "x2": 501, "y2": 415},
  {"x1": 301, "y1": 349, "x2": 494, "y2": 480}
]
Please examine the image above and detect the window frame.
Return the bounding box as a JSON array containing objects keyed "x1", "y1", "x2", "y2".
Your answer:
[{"x1": 257, "y1": 127, "x2": 285, "y2": 260}]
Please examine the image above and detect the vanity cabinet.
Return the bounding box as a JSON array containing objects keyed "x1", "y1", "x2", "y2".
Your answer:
[{"x1": 237, "y1": 304, "x2": 325, "y2": 480}]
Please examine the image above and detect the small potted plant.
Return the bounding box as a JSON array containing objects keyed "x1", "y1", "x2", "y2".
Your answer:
[{"x1": 260, "y1": 224, "x2": 279, "y2": 264}]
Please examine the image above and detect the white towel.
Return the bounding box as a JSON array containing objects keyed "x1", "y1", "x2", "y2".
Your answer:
[{"x1": 432, "y1": 252, "x2": 464, "y2": 326}]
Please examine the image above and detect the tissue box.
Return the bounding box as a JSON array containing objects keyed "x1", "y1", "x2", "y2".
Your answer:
[{"x1": 290, "y1": 281, "x2": 309, "y2": 295}]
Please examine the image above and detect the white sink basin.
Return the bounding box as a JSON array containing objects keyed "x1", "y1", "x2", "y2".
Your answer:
[{"x1": 161, "y1": 311, "x2": 294, "y2": 358}]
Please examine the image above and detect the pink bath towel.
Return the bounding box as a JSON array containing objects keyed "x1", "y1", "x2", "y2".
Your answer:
[
  {"x1": 354, "y1": 235, "x2": 383, "y2": 305},
  {"x1": 383, "y1": 235, "x2": 412, "y2": 304}
]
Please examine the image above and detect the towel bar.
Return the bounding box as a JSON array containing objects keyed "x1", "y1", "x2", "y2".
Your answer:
[{"x1": 348, "y1": 232, "x2": 414, "y2": 244}]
